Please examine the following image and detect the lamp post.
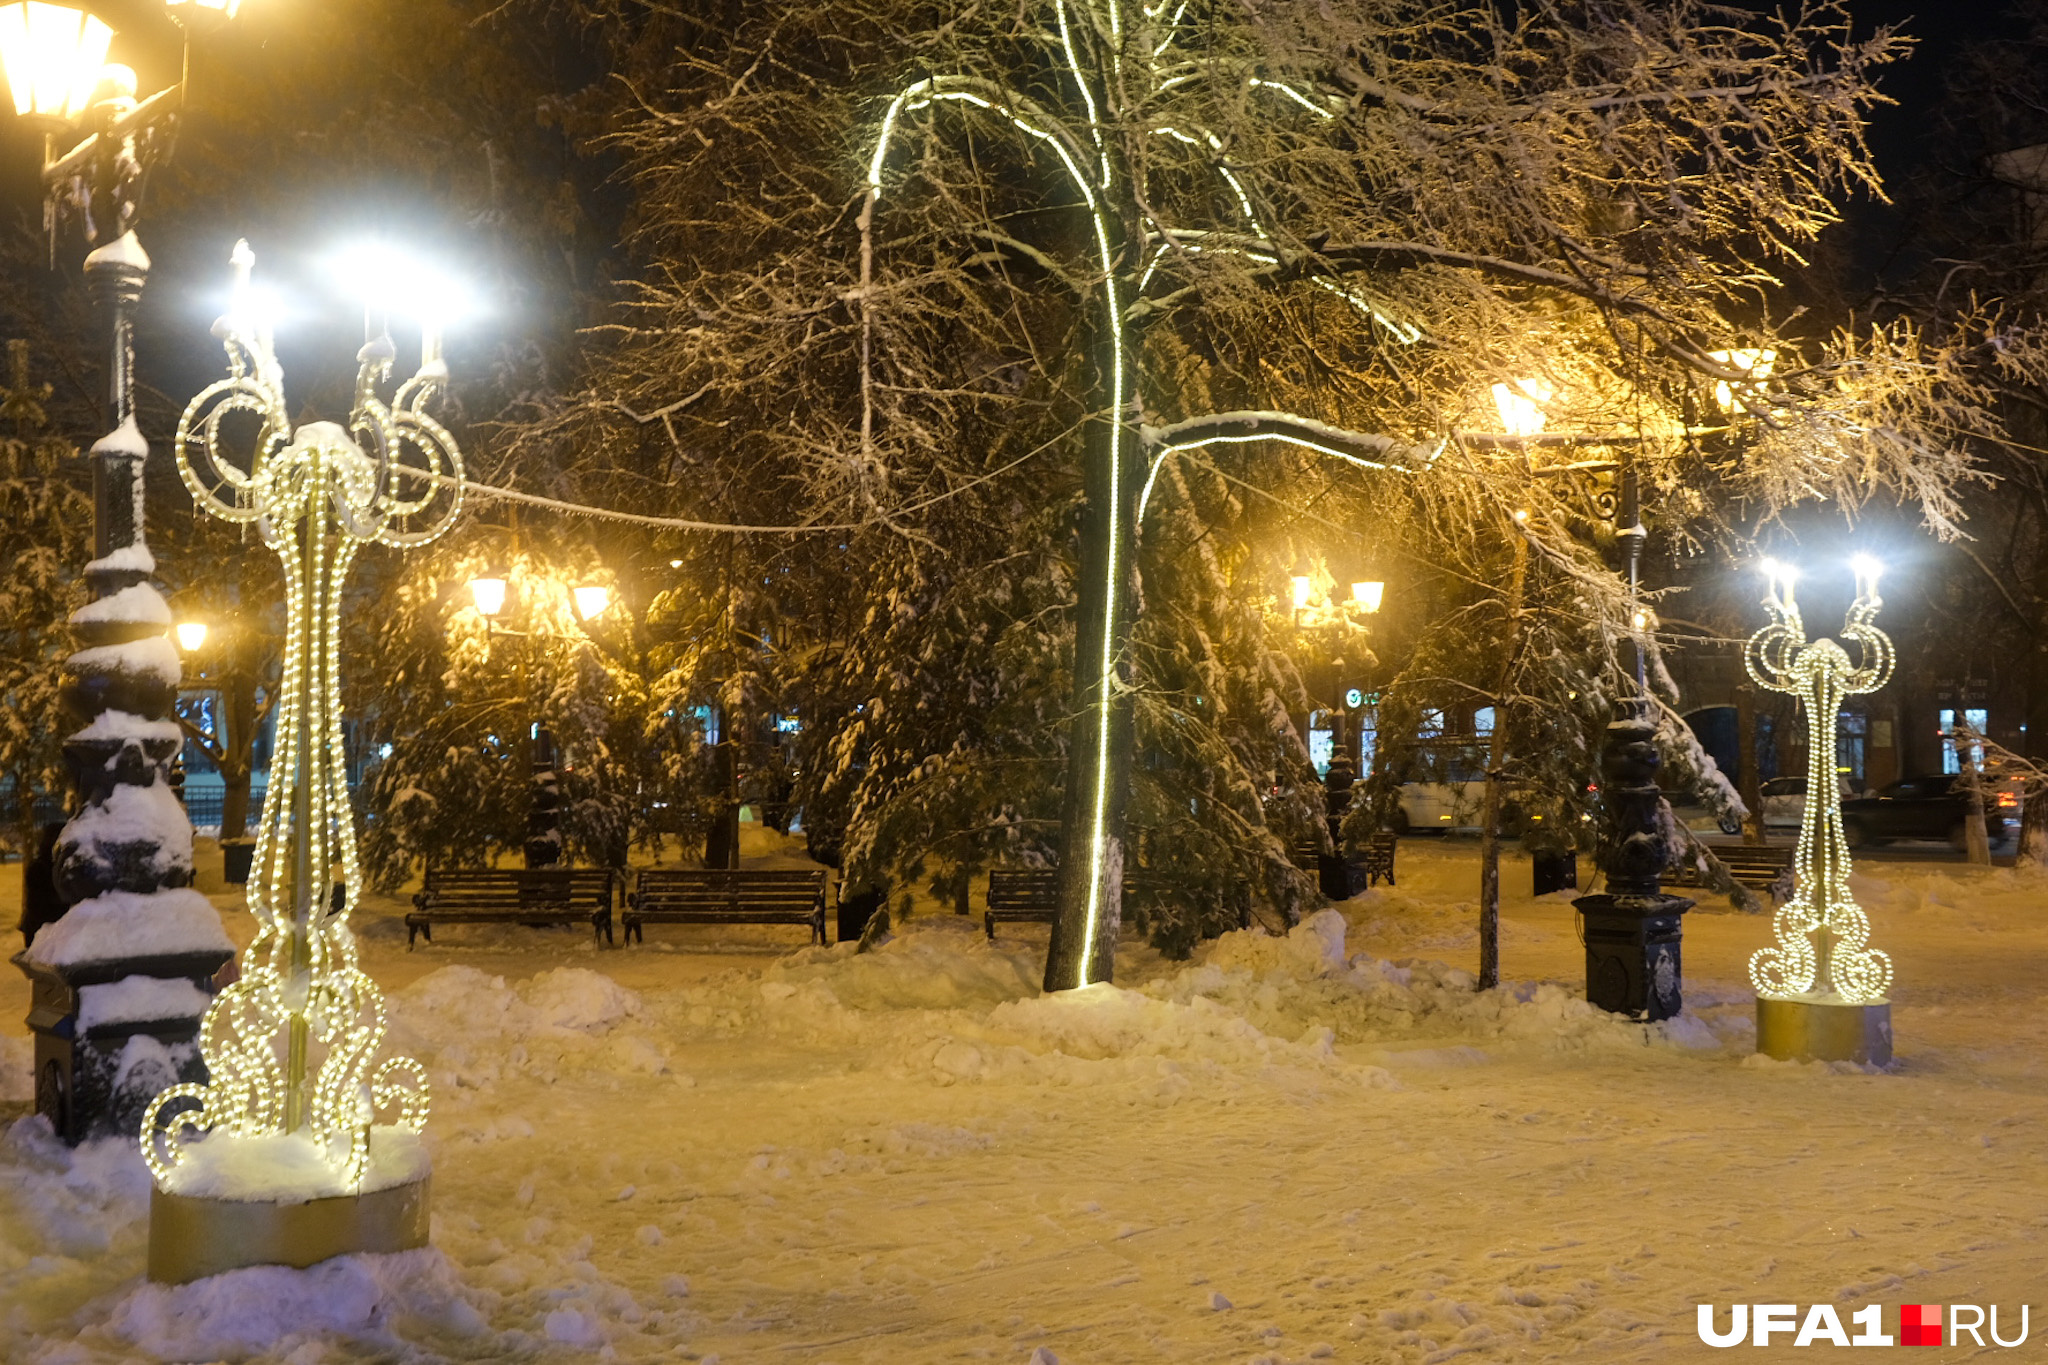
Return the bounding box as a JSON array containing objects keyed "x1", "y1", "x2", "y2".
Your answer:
[
  {"x1": 3, "y1": 0, "x2": 242, "y2": 1144},
  {"x1": 139, "y1": 239, "x2": 456, "y2": 1282},
  {"x1": 466, "y1": 569, "x2": 616, "y2": 869},
  {"x1": 1288, "y1": 562, "x2": 1382, "y2": 900},
  {"x1": 1745, "y1": 555, "x2": 1896, "y2": 1065},
  {"x1": 1467, "y1": 376, "x2": 1696, "y2": 1015}
]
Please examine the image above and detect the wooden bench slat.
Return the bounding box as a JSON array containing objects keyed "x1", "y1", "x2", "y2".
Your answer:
[
  {"x1": 408, "y1": 868, "x2": 616, "y2": 948},
  {"x1": 624, "y1": 869, "x2": 827, "y2": 945}
]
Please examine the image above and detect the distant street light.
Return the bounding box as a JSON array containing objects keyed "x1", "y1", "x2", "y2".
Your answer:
[
  {"x1": 174, "y1": 620, "x2": 207, "y2": 653},
  {"x1": 467, "y1": 575, "x2": 507, "y2": 618}
]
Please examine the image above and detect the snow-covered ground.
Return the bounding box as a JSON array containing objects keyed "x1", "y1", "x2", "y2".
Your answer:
[{"x1": 1, "y1": 834, "x2": 2044, "y2": 1363}]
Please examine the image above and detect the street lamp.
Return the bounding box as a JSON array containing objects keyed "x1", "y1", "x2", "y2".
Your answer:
[
  {"x1": 6, "y1": 0, "x2": 243, "y2": 1155},
  {"x1": 1490, "y1": 377, "x2": 1553, "y2": 438},
  {"x1": 467, "y1": 575, "x2": 507, "y2": 618},
  {"x1": 0, "y1": 2, "x2": 111, "y2": 125},
  {"x1": 572, "y1": 584, "x2": 612, "y2": 622},
  {"x1": 174, "y1": 620, "x2": 207, "y2": 653}
]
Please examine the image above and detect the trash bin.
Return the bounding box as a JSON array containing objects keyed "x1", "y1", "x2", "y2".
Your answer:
[
  {"x1": 221, "y1": 838, "x2": 256, "y2": 885},
  {"x1": 836, "y1": 882, "x2": 885, "y2": 944},
  {"x1": 1532, "y1": 850, "x2": 1577, "y2": 896}
]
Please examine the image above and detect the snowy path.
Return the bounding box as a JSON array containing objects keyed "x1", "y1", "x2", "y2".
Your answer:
[{"x1": 1, "y1": 841, "x2": 2044, "y2": 1362}]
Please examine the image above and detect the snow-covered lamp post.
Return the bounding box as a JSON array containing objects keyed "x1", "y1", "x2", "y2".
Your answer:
[
  {"x1": 4, "y1": 1, "x2": 242, "y2": 1143},
  {"x1": 1745, "y1": 556, "x2": 1895, "y2": 1065},
  {"x1": 138, "y1": 240, "x2": 461, "y2": 1282},
  {"x1": 1466, "y1": 375, "x2": 1695, "y2": 1017},
  {"x1": 461, "y1": 569, "x2": 614, "y2": 869}
]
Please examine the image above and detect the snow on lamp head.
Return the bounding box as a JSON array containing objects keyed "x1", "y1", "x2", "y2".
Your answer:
[
  {"x1": 1742, "y1": 556, "x2": 1895, "y2": 1004},
  {"x1": 144, "y1": 240, "x2": 463, "y2": 1193}
]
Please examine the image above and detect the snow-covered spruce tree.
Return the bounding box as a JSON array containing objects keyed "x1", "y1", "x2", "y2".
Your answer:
[
  {"x1": 346, "y1": 530, "x2": 649, "y2": 889},
  {"x1": 0, "y1": 342, "x2": 90, "y2": 859},
  {"x1": 537, "y1": 0, "x2": 1986, "y2": 986}
]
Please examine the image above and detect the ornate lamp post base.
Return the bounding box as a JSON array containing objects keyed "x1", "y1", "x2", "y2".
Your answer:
[
  {"x1": 1756, "y1": 994, "x2": 1892, "y2": 1067},
  {"x1": 148, "y1": 1173, "x2": 430, "y2": 1284},
  {"x1": 1576, "y1": 892, "x2": 1691, "y2": 1021}
]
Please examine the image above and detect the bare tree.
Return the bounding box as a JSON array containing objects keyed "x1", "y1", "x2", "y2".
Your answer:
[{"x1": 530, "y1": 0, "x2": 1993, "y2": 987}]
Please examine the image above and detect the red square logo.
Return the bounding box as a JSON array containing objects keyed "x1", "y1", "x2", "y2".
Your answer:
[{"x1": 1901, "y1": 1304, "x2": 1942, "y2": 1346}]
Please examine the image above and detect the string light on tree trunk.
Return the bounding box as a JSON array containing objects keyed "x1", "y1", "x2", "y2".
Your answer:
[
  {"x1": 1743, "y1": 556, "x2": 1895, "y2": 1005},
  {"x1": 141, "y1": 239, "x2": 464, "y2": 1190}
]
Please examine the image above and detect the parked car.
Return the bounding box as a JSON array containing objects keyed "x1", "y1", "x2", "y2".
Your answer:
[
  {"x1": 1837, "y1": 773, "x2": 2015, "y2": 849},
  {"x1": 1758, "y1": 776, "x2": 1805, "y2": 829},
  {"x1": 1389, "y1": 779, "x2": 1485, "y2": 833}
]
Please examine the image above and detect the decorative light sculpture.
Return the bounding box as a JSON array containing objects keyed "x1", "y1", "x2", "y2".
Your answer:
[
  {"x1": 141, "y1": 239, "x2": 462, "y2": 1206},
  {"x1": 1743, "y1": 555, "x2": 1895, "y2": 1005}
]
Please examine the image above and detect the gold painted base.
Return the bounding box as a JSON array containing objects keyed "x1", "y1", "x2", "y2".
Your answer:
[
  {"x1": 1756, "y1": 995, "x2": 1893, "y2": 1067},
  {"x1": 147, "y1": 1174, "x2": 430, "y2": 1284}
]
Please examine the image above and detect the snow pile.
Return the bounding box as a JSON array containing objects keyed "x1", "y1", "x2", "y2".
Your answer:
[
  {"x1": 77, "y1": 975, "x2": 213, "y2": 1030},
  {"x1": 70, "y1": 581, "x2": 172, "y2": 627},
  {"x1": 106, "y1": 1247, "x2": 498, "y2": 1361},
  {"x1": 767, "y1": 915, "x2": 1042, "y2": 1010},
  {"x1": 390, "y1": 966, "x2": 678, "y2": 1093},
  {"x1": 158, "y1": 1126, "x2": 429, "y2": 1201},
  {"x1": 25, "y1": 887, "x2": 233, "y2": 969}
]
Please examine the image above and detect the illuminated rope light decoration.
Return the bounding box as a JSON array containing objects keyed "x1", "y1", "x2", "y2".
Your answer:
[
  {"x1": 1743, "y1": 556, "x2": 1895, "y2": 1004},
  {"x1": 141, "y1": 240, "x2": 454, "y2": 1188},
  {"x1": 862, "y1": 0, "x2": 1422, "y2": 986}
]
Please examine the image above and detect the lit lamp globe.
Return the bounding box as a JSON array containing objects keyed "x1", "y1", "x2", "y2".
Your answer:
[
  {"x1": 0, "y1": 1, "x2": 113, "y2": 130},
  {"x1": 467, "y1": 576, "x2": 507, "y2": 618},
  {"x1": 572, "y1": 585, "x2": 611, "y2": 622},
  {"x1": 174, "y1": 621, "x2": 207, "y2": 652},
  {"x1": 1490, "y1": 377, "x2": 1552, "y2": 438},
  {"x1": 1351, "y1": 580, "x2": 1384, "y2": 614}
]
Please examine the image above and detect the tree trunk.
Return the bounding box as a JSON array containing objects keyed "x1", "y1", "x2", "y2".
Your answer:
[
  {"x1": 1046, "y1": 301, "x2": 1139, "y2": 992},
  {"x1": 1965, "y1": 760, "x2": 1991, "y2": 865}
]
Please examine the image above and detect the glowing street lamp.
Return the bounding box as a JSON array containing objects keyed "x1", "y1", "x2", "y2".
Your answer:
[
  {"x1": 0, "y1": 1, "x2": 110, "y2": 125},
  {"x1": 173, "y1": 620, "x2": 208, "y2": 653},
  {"x1": 1708, "y1": 348, "x2": 1776, "y2": 414},
  {"x1": 467, "y1": 576, "x2": 507, "y2": 618},
  {"x1": 1351, "y1": 580, "x2": 1384, "y2": 614},
  {"x1": 1490, "y1": 377, "x2": 1553, "y2": 438},
  {"x1": 572, "y1": 584, "x2": 612, "y2": 622}
]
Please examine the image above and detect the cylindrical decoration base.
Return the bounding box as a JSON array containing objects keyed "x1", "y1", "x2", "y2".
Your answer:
[
  {"x1": 1755, "y1": 995, "x2": 1893, "y2": 1067},
  {"x1": 147, "y1": 1174, "x2": 431, "y2": 1284}
]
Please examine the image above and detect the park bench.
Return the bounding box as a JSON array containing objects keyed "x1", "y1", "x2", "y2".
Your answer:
[
  {"x1": 624, "y1": 868, "x2": 828, "y2": 945},
  {"x1": 984, "y1": 868, "x2": 1191, "y2": 939},
  {"x1": 1666, "y1": 843, "x2": 1796, "y2": 903},
  {"x1": 1360, "y1": 830, "x2": 1399, "y2": 888},
  {"x1": 407, "y1": 867, "x2": 617, "y2": 948}
]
